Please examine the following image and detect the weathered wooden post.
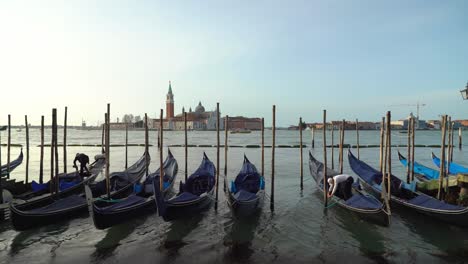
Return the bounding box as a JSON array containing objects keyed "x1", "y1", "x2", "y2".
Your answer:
[
  {"x1": 63, "y1": 106, "x2": 67, "y2": 173},
  {"x1": 7, "y1": 115, "x2": 11, "y2": 178},
  {"x1": 105, "y1": 103, "x2": 111, "y2": 200},
  {"x1": 450, "y1": 121, "x2": 455, "y2": 162},
  {"x1": 224, "y1": 115, "x2": 229, "y2": 192},
  {"x1": 144, "y1": 113, "x2": 149, "y2": 176},
  {"x1": 356, "y1": 119, "x2": 360, "y2": 159},
  {"x1": 25, "y1": 115, "x2": 29, "y2": 183},
  {"x1": 386, "y1": 111, "x2": 391, "y2": 202},
  {"x1": 271, "y1": 105, "x2": 276, "y2": 211},
  {"x1": 459, "y1": 127, "x2": 463, "y2": 150},
  {"x1": 184, "y1": 111, "x2": 188, "y2": 181},
  {"x1": 311, "y1": 127, "x2": 315, "y2": 148},
  {"x1": 331, "y1": 123, "x2": 335, "y2": 170},
  {"x1": 322, "y1": 110, "x2": 328, "y2": 207},
  {"x1": 215, "y1": 103, "x2": 221, "y2": 209},
  {"x1": 340, "y1": 119, "x2": 345, "y2": 174},
  {"x1": 125, "y1": 122, "x2": 128, "y2": 169},
  {"x1": 50, "y1": 110, "x2": 55, "y2": 194},
  {"x1": 40, "y1": 116, "x2": 44, "y2": 184},
  {"x1": 406, "y1": 117, "x2": 411, "y2": 183},
  {"x1": 53, "y1": 109, "x2": 59, "y2": 195},
  {"x1": 379, "y1": 117, "x2": 385, "y2": 173},
  {"x1": 446, "y1": 118, "x2": 452, "y2": 194},
  {"x1": 261, "y1": 118, "x2": 265, "y2": 177},
  {"x1": 299, "y1": 117, "x2": 303, "y2": 190},
  {"x1": 159, "y1": 109, "x2": 164, "y2": 191},
  {"x1": 437, "y1": 115, "x2": 447, "y2": 200},
  {"x1": 381, "y1": 116, "x2": 388, "y2": 201}
]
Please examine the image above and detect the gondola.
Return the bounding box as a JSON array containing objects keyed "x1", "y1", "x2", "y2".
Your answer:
[
  {"x1": 0, "y1": 149, "x2": 23, "y2": 177},
  {"x1": 309, "y1": 152, "x2": 389, "y2": 226},
  {"x1": 1, "y1": 154, "x2": 106, "y2": 222},
  {"x1": 431, "y1": 152, "x2": 468, "y2": 174},
  {"x1": 349, "y1": 150, "x2": 468, "y2": 227},
  {"x1": 397, "y1": 151, "x2": 439, "y2": 181},
  {"x1": 226, "y1": 155, "x2": 265, "y2": 217},
  {"x1": 86, "y1": 149, "x2": 178, "y2": 229},
  {"x1": 154, "y1": 152, "x2": 215, "y2": 221},
  {"x1": 9, "y1": 152, "x2": 149, "y2": 230}
]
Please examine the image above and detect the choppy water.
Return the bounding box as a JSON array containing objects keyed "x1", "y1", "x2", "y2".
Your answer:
[{"x1": 0, "y1": 128, "x2": 467, "y2": 263}]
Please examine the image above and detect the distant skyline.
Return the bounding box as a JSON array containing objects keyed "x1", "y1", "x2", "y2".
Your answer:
[{"x1": 1, "y1": 1, "x2": 467, "y2": 127}]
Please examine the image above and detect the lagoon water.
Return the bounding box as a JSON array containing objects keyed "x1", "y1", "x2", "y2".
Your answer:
[{"x1": 0, "y1": 128, "x2": 467, "y2": 263}]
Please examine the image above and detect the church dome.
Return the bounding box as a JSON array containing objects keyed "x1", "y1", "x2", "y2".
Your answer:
[{"x1": 195, "y1": 101, "x2": 205, "y2": 113}]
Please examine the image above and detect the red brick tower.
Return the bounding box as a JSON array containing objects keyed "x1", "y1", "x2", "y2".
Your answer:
[{"x1": 166, "y1": 81, "x2": 174, "y2": 119}]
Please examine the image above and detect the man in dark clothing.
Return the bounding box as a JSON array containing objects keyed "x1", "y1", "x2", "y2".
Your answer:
[{"x1": 73, "y1": 153, "x2": 90, "y2": 175}]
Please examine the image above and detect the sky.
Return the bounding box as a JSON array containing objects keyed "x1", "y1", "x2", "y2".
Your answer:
[{"x1": 0, "y1": 0, "x2": 467, "y2": 127}]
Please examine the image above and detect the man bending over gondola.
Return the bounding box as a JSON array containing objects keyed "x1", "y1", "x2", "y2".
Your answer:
[
  {"x1": 73, "y1": 153, "x2": 90, "y2": 176},
  {"x1": 327, "y1": 174, "x2": 354, "y2": 200}
]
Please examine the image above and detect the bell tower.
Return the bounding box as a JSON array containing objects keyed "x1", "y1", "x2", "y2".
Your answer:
[{"x1": 166, "y1": 81, "x2": 174, "y2": 119}]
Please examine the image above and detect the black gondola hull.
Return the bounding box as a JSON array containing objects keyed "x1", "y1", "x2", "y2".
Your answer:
[
  {"x1": 227, "y1": 190, "x2": 264, "y2": 217},
  {"x1": 159, "y1": 193, "x2": 213, "y2": 221},
  {"x1": 359, "y1": 180, "x2": 468, "y2": 227},
  {"x1": 92, "y1": 198, "x2": 156, "y2": 229},
  {"x1": 10, "y1": 202, "x2": 88, "y2": 231}
]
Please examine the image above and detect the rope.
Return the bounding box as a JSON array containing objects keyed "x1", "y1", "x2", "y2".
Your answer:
[{"x1": 325, "y1": 200, "x2": 338, "y2": 209}]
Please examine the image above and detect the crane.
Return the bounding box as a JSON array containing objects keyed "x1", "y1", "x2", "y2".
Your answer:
[{"x1": 388, "y1": 102, "x2": 426, "y2": 119}]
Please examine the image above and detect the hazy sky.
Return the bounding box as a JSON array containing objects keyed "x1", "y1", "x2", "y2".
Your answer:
[{"x1": 1, "y1": 0, "x2": 467, "y2": 126}]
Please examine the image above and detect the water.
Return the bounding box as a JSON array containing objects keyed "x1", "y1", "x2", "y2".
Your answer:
[{"x1": 0, "y1": 129, "x2": 467, "y2": 263}]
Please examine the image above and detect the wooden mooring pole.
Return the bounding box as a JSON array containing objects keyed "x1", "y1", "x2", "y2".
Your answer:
[
  {"x1": 145, "y1": 113, "x2": 149, "y2": 176},
  {"x1": 40, "y1": 116, "x2": 44, "y2": 184},
  {"x1": 215, "y1": 103, "x2": 220, "y2": 209},
  {"x1": 386, "y1": 112, "x2": 391, "y2": 202},
  {"x1": 50, "y1": 111, "x2": 55, "y2": 195},
  {"x1": 105, "y1": 103, "x2": 111, "y2": 200},
  {"x1": 299, "y1": 117, "x2": 303, "y2": 190},
  {"x1": 339, "y1": 119, "x2": 345, "y2": 174},
  {"x1": 271, "y1": 105, "x2": 276, "y2": 211},
  {"x1": 125, "y1": 122, "x2": 128, "y2": 169},
  {"x1": 53, "y1": 109, "x2": 59, "y2": 195},
  {"x1": 331, "y1": 123, "x2": 334, "y2": 170},
  {"x1": 356, "y1": 119, "x2": 360, "y2": 159},
  {"x1": 437, "y1": 115, "x2": 447, "y2": 200},
  {"x1": 184, "y1": 111, "x2": 188, "y2": 181},
  {"x1": 323, "y1": 110, "x2": 328, "y2": 207},
  {"x1": 224, "y1": 115, "x2": 229, "y2": 192},
  {"x1": 7, "y1": 115, "x2": 10, "y2": 178},
  {"x1": 261, "y1": 118, "x2": 264, "y2": 177},
  {"x1": 63, "y1": 106, "x2": 67, "y2": 173},
  {"x1": 406, "y1": 117, "x2": 411, "y2": 183},
  {"x1": 25, "y1": 115, "x2": 29, "y2": 184},
  {"x1": 459, "y1": 127, "x2": 463, "y2": 150},
  {"x1": 159, "y1": 109, "x2": 164, "y2": 191},
  {"x1": 311, "y1": 127, "x2": 315, "y2": 148},
  {"x1": 379, "y1": 117, "x2": 385, "y2": 174}
]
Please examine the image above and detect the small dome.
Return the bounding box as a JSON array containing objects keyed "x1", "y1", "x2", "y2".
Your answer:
[{"x1": 195, "y1": 101, "x2": 205, "y2": 113}]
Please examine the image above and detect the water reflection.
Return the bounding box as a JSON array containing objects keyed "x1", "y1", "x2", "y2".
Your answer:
[
  {"x1": 9, "y1": 222, "x2": 70, "y2": 256},
  {"x1": 223, "y1": 212, "x2": 261, "y2": 263},
  {"x1": 160, "y1": 214, "x2": 204, "y2": 257},
  {"x1": 91, "y1": 215, "x2": 148, "y2": 262}
]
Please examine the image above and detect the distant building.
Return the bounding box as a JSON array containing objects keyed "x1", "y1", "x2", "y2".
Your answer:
[{"x1": 149, "y1": 82, "x2": 260, "y2": 130}]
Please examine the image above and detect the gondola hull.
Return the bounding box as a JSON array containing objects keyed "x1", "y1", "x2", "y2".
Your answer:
[
  {"x1": 89, "y1": 150, "x2": 178, "y2": 229},
  {"x1": 350, "y1": 151, "x2": 468, "y2": 227},
  {"x1": 359, "y1": 179, "x2": 468, "y2": 227},
  {"x1": 10, "y1": 176, "x2": 140, "y2": 230},
  {"x1": 309, "y1": 152, "x2": 389, "y2": 226},
  {"x1": 158, "y1": 191, "x2": 214, "y2": 221},
  {"x1": 10, "y1": 197, "x2": 89, "y2": 230},
  {"x1": 91, "y1": 198, "x2": 156, "y2": 230},
  {"x1": 227, "y1": 190, "x2": 264, "y2": 217}
]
